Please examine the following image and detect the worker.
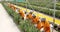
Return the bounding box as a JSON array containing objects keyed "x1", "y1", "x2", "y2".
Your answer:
[
  {"x1": 34, "y1": 20, "x2": 42, "y2": 30},
  {"x1": 19, "y1": 9, "x2": 27, "y2": 20},
  {"x1": 15, "y1": 8, "x2": 20, "y2": 13},
  {"x1": 8, "y1": 3, "x2": 11, "y2": 7},
  {"x1": 8, "y1": 3, "x2": 11, "y2": 8},
  {"x1": 10, "y1": 4, "x2": 14, "y2": 8},
  {"x1": 19, "y1": 9, "x2": 25, "y2": 18},
  {"x1": 13, "y1": 6, "x2": 16, "y2": 11},
  {"x1": 10, "y1": 4, "x2": 16, "y2": 11},
  {"x1": 24, "y1": 11, "x2": 28, "y2": 20},
  {"x1": 32, "y1": 14, "x2": 40, "y2": 24},
  {"x1": 33, "y1": 18, "x2": 44, "y2": 31},
  {"x1": 40, "y1": 18, "x2": 50, "y2": 32},
  {"x1": 26, "y1": 12, "x2": 33, "y2": 19}
]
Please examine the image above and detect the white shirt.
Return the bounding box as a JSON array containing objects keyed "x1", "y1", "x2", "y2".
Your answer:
[{"x1": 15, "y1": 9, "x2": 19, "y2": 13}]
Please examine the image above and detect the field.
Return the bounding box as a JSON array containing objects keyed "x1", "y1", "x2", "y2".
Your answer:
[
  {"x1": 10, "y1": 0, "x2": 60, "y2": 19},
  {"x1": 1, "y1": 0, "x2": 60, "y2": 32}
]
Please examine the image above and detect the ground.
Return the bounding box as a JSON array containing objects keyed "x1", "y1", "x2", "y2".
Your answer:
[{"x1": 0, "y1": 3, "x2": 20, "y2": 32}]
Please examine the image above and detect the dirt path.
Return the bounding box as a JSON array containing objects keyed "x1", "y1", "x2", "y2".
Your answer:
[{"x1": 0, "y1": 3, "x2": 20, "y2": 32}]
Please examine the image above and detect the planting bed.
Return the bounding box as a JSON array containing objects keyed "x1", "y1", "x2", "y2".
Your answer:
[
  {"x1": 2, "y1": 3, "x2": 40, "y2": 32},
  {"x1": 10, "y1": 2, "x2": 60, "y2": 19}
]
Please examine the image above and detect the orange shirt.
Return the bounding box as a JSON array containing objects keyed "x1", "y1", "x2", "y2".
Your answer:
[
  {"x1": 32, "y1": 17, "x2": 39, "y2": 24},
  {"x1": 27, "y1": 14, "x2": 33, "y2": 19},
  {"x1": 37, "y1": 21, "x2": 50, "y2": 32},
  {"x1": 37, "y1": 22, "x2": 42, "y2": 30},
  {"x1": 12, "y1": 6, "x2": 16, "y2": 11},
  {"x1": 19, "y1": 10, "x2": 25, "y2": 18},
  {"x1": 44, "y1": 21, "x2": 50, "y2": 32},
  {"x1": 10, "y1": 4, "x2": 14, "y2": 8},
  {"x1": 41, "y1": 21, "x2": 50, "y2": 32}
]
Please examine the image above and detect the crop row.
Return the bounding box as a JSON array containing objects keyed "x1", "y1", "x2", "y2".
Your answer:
[
  {"x1": 2, "y1": 3, "x2": 40, "y2": 32},
  {"x1": 10, "y1": 2, "x2": 60, "y2": 19}
]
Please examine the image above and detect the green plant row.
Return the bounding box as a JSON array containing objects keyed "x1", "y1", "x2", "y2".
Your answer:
[
  {"x1": 10, "y1": 2, "x2": 60, "y2": 19},
  {"x1": 27, "y1": 0, "x2": 60, "y2": 10},
  {"x1": 2, "y1": 3, "x2": 20, "y2": 25},
  {"x1": 2, "y1": 3, "x2": 40, "y2": 32},
  {"x1": 11, "y1": 0, "x2": 60, "y2": 10}
]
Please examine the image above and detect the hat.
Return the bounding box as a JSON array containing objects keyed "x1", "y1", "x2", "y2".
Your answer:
[
  {"x1": 32, "y1": 14, "x2": 35, "y2": 16},
  {"x1": 32, "y1": 14, "x2": 36, "y2": 18},
  {"x1": 30, "y1": 10, "x2": 33, "y2": 12},
  {"x1": 41, "y1": 18, "x2": 46, "y2": 22}
]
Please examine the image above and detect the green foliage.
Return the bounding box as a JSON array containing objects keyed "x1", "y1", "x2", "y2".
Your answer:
[
  {"x1": 2, "y1": 3, "x2": 20, "y2": 25},
  {"x1": 2, "y1": 3, "x2": 40, "y2": 32},
  {"x1": 19, "y1": 20, "x2": 40, "y2": 32},
  {"x1": 10, "y1": 2, "x2": 60, "y2": 19}
]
